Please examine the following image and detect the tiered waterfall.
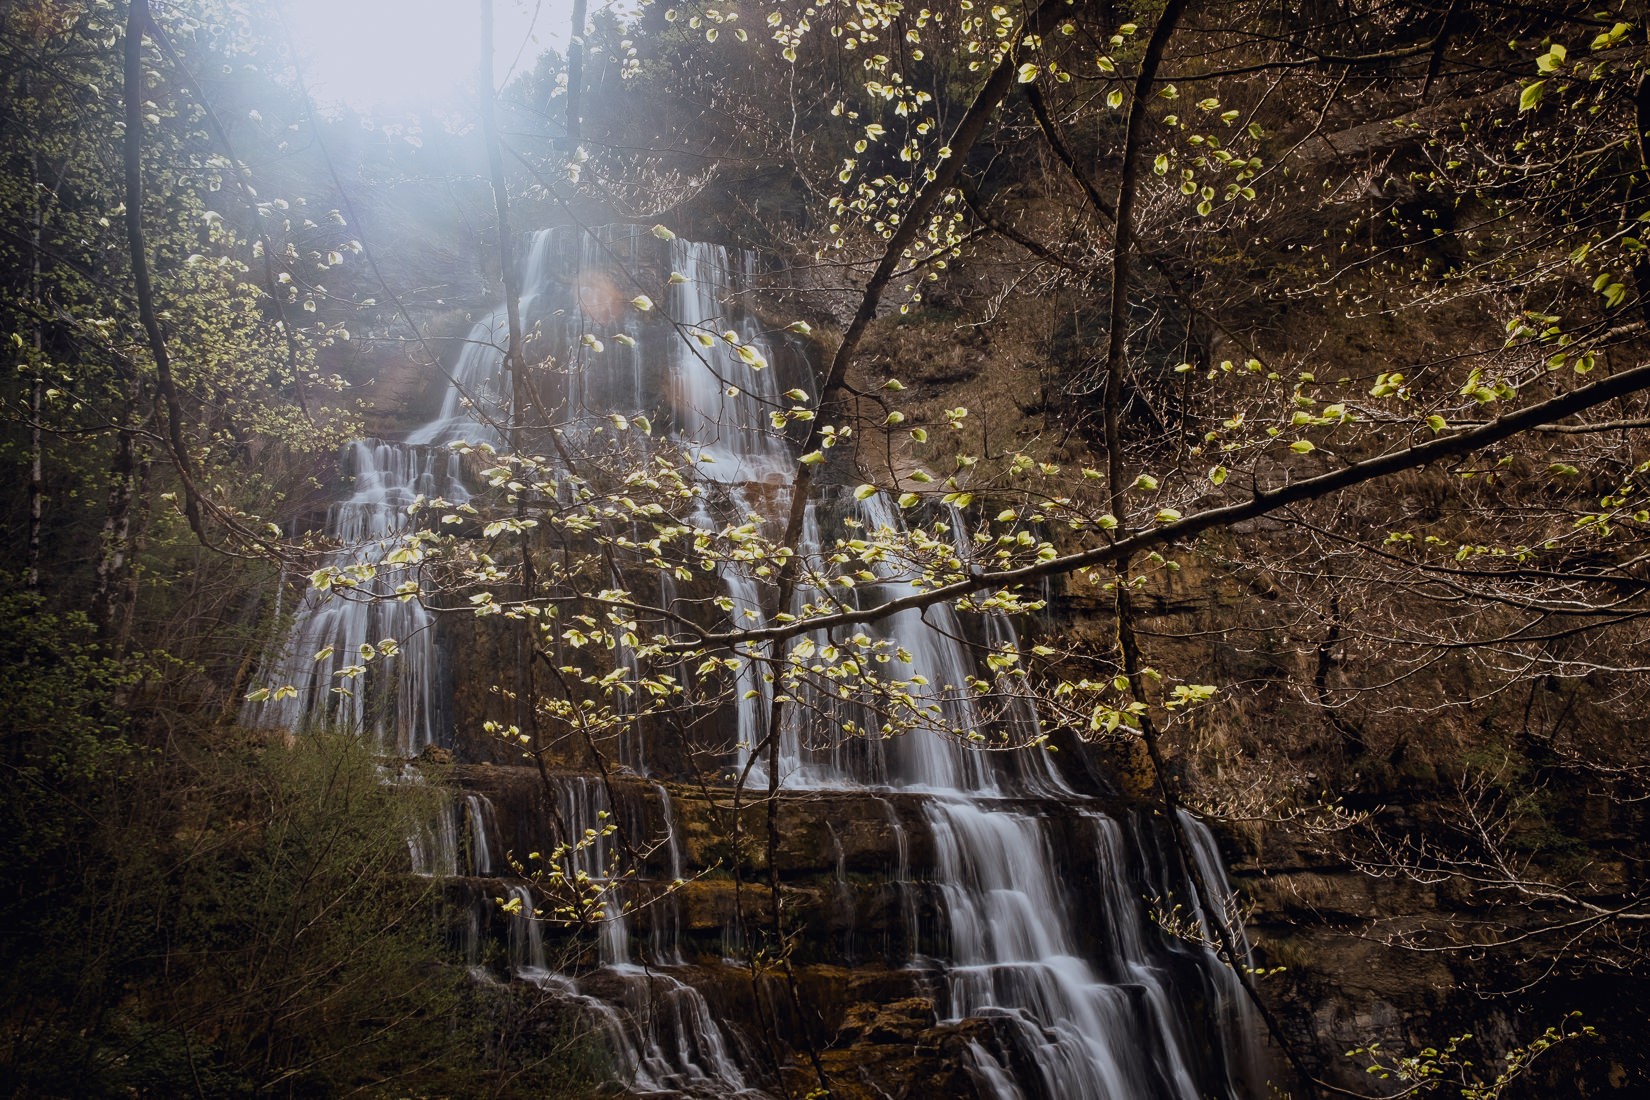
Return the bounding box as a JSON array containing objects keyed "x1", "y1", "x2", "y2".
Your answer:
[{"x1": 248, "y1": 225, "x2": 1271, "y2": 1098}]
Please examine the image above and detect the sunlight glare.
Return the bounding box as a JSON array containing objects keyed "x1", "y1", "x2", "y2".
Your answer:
[{"x1": 283, "y1": 0, "x2": 569, "y2": 110}]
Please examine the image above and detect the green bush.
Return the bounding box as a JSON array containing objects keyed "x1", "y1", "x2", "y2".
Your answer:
[{"x1": 0, "y1": 584, "x2": 610, "y2": 1098}]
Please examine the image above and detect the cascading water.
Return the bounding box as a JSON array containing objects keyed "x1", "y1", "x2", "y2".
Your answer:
[
  {"x1": 607, "y1": 230, "x2": 1267, "y2": 1098},
  {"x1": 252, "y1": 224, "x2": 1269, "y2": 1097},
  {"x1": 244, "y1": 439, "x2": 457, "y2": 753},
  {"x1": 499, "y1": 773, "x2": 762, "y2": 1097}
]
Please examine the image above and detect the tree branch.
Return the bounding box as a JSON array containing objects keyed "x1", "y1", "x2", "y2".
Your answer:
[
  {"x1": 686, "y1": 359, "x2": 1650, "y2": 649},
  {"x1": 123, "y1": 0, "x2": 208, "y2": 547},
  {"x1": 768, "y1": 0, "x2": 1090, "y2": 616}
]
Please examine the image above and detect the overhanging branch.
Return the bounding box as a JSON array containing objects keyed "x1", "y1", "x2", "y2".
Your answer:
[{"x1": 683, "y1": 360, "x2": 1650, "y2": 649}]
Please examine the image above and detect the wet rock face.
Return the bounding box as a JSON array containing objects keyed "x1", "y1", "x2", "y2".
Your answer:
[
  {"x1": 438, "y1": 765, "x2": 1274, "y2": 1098},
  {"x1": 440, "y1": 772, "x2": 979, "y2": 1090}
]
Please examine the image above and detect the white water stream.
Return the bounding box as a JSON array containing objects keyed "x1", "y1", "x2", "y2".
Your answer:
[{"x1": 250, "y1": 225, "x2": 1267, "y2": 1097}]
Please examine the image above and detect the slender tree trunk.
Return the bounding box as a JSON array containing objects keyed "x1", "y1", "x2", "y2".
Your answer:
[
  {"x1": 26, "y1": 104, "x2": 44, "y2": 592},
  {"x1": 1095, "y1": 3, "x2": 1321, "y2": 1093},
  {"x1": 743, "y1": 5, "x2": 1086, "y2": 1090},
  {"x1": 565, "y1": 0, "x2": 587, "y2": 144},
  {"x1": 27, "y1": 376, "x2": 43, "y2": 591},
  {"x1": 124, "y1": 0, "x2": 210, "y2": 547},
  {"x1": 1628, "y1": 72, "x2": 1650, "y2": 333},
  {"x1": 480, "y1": 0, "x2": 550, "y2": 841},
  {"x1": 91, "y1": 396, "x2": 138, "y2": 640},
  {"x1": 92, "y1": 391, "x2": 152, "y2": 653}
]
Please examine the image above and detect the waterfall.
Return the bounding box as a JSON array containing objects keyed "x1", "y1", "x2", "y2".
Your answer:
[
  {"x1": 242, "y1": 438, "x2": 456, "y2": 754},
  {"x1": 622, "y1": 229, "x2": 1267, "y2": 1098},
  {"x1": 252, "y1": 224, "x2": 1268, "y2": 1097},
  {"x1": 464, "y1": 793, "x2": 499, "y2": 875},
  {"x1": 535, "y1": 775, "x2": 758, "y2": 1095},
  {"x1": 406, "y1": 793, "x2": 460, "y2": 878}
]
